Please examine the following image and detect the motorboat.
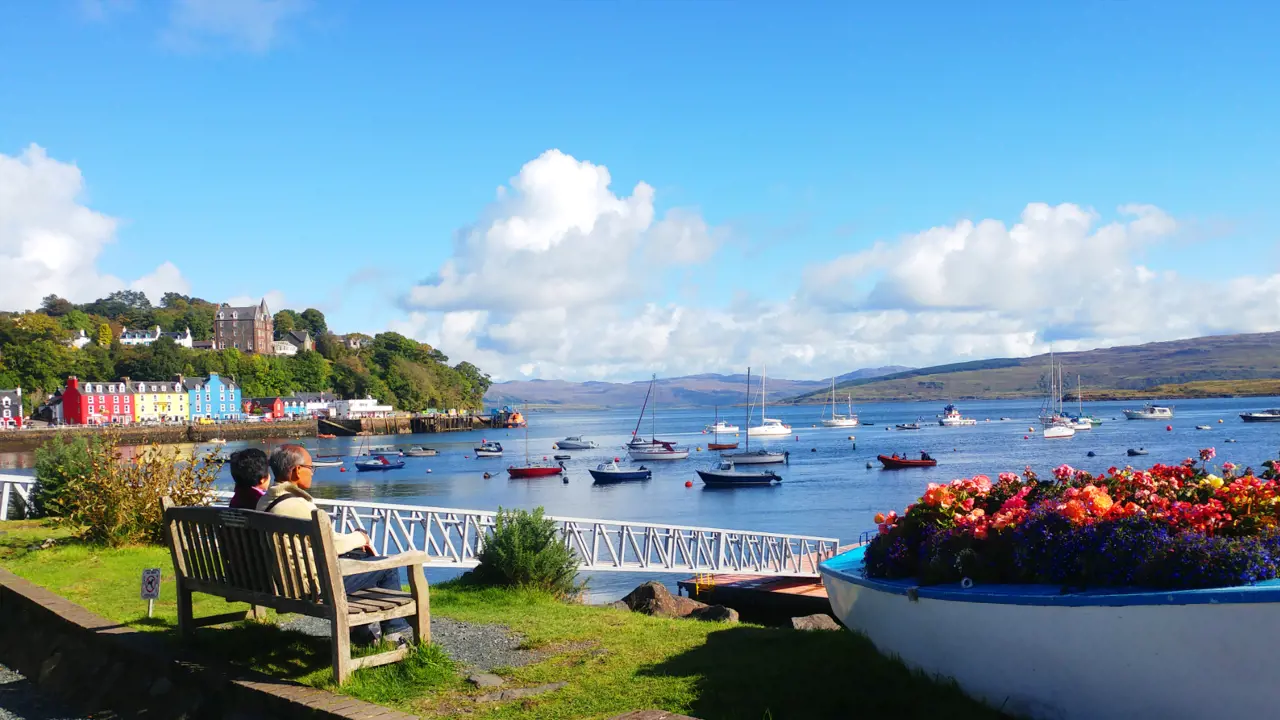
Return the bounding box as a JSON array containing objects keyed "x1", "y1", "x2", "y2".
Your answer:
[
  {"x1": 1124, "y1": 403, "x2": 1174, "y2": 420},
  {"x1": 1127, "y1": 448, "x2": 1150, "y2": 457},
  {"x1": 474, "y1": 442, "x2": 504, "y2": 457},
  {"x1": 1240, "y1": 409, "x2": 1280, "y2": 423},
  {"x1": 553, "y1": 454, "x2": 571, "y2": 460},
  {"x1": 820, "y1": 378, "x2": 859, "y2": 428},
  {"x1": 746, "y1": 367, "x2": 791, "y2": 436},
  {"x1": 1044, "y1": 422, "x2": 1076, "y2": 439},
  {"x1": 937, "y1": 404, "x2": 977, "y2": 427},
  {"x1": 1196, "y1": 425, "x2": 1212, "y2": 431},
  {"x1": 895, "y1": 422, "x2": 921, "y2": 431},
  {"x1": 877, "y1": 453, "x2": 937, "y2": 469},
  {"x1": 313, "y1": 459, "x2": 344, "y2": 468},
  {"x1": 363, "y1": 445, "x2": 402, "y2": 457},
  {"x1": 588, "y1": 460, "x2": 652, "y2": 483},
  {"x1": 627, "y1": 440, "x2": 690, "y2": 461},
  {"x1": 704, "y1": 420, "x2": 740, "y2": 434},
  {"x1": 1069, "y1": 417, "x2": 1093, "y2": 431},
  {"x1": 554, "y1": 436, "x2": 598, "y2": 450},
  {"x1": 354, "y1": 457, "x2": 405, "y2": 472},
  {"x1": 696, "y1": 460, "x2": 781, "y2": 486},
  {"x1": 507, "y1": 461, "x2": 565, "y2": 479},
  {"x1": 404, "y1": 446, "x2": 438, "y2": 457},
  {"x1": 720, "y1": 449, "x2": 788, "y2": 465}
]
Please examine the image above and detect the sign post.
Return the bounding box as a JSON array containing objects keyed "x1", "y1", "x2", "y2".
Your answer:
[{"x1": 140, "y1": 568, "x2": 161, "y2": 618}]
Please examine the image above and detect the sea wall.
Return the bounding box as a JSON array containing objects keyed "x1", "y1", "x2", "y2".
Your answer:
[{"x1": 0, "y1": 420, "x2": 317, "y2": 452}]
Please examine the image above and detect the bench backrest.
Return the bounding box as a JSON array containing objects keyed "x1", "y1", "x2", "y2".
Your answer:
[{"x1": 163, "y1": 503, "x2": 343, "y2": 613}]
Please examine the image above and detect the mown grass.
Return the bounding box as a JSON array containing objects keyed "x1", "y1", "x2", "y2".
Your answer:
[{"x1": 0, "y1": 520, "x2": 1007, "y2": 719}]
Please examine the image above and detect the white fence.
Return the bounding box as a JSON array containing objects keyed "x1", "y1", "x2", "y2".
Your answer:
[{"x1": 0, "y1": 475, "x2": 839, "y2": 577}]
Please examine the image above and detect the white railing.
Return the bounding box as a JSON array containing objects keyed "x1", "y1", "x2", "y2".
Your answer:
[
  {"x1": 0, "y1": 474, "x2": 33, "y2": 521},
  {"x1": 0, "y1": 476, "x2": 840, "y2": 577}
]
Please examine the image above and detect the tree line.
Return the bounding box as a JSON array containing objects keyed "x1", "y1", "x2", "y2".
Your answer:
[{"x1": 0, "y1": 291, "x2": 491, "y2": 414}]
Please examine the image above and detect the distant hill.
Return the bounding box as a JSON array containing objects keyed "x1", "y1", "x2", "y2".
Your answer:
[
  {"x1": 484, "y1": 367, "x2": 910, "y2": 409},
  {"x1": 786, "y1": 332, "x2": 1280, "y2": 403}
]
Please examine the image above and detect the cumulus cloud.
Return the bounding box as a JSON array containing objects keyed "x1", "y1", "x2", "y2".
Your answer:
[
  {"x1": 0, "y1": 144, "x2": 189, "y2": 311},
  {"x1": 164, "y1": 0, "x2": 308, "y2": 53}
]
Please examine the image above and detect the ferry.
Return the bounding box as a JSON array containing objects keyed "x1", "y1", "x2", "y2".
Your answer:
[{"x1": 937, "y1": 404, "x2": 977, "y2": 427}]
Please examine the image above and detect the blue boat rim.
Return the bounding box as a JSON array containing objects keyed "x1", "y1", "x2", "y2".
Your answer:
[{"x1": 820, "y1": 545, "x2": 1280, "y2": 607}]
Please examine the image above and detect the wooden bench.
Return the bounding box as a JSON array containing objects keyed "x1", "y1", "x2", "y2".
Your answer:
[{"x1": 161, "y1": 498, "x2": 430, "y2": 683}]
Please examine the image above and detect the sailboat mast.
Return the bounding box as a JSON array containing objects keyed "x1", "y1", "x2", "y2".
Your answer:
[
  {"x1": 524, "y1": 403, "x2": 530, "y2": 465},
  {"x1": 652, "y1": 377, "x2": 657, "y2": 441},
  {"x1": 713, "y1": 405, "x2": 719, "y2": 442},
  {"x1": 762, "y1": 366, "x2": 767, "y2": 420},
  {"x1": 745, "y1": 367, "x2": 751, "y2": 453},
  {"x1": 632, "y1": 376, "x2": 654, "y2": 440}
]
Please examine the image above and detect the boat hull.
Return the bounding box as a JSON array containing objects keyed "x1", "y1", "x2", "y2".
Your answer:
[
  {"x1": 507, "y1": 466, "x2": 564, "y2": 478},
  {"x1": 877, "y1": 455, "x2": 937, "y2": 469},
  {"x1": 1240, "y1": 414, "x2": 1280, "y2": 423},
  {"x1": 404, "y1": 450, "x2": 437, "y2": 457},
  {"x1": 720, "y1": 451, "x2": 787, "y2": 465},
  {"x1": 821, "y1": 546, "x2": 1280, "y2": 720},
  {"x1": 1123, "y1": 410, "x2": 1174, "y2": 420},
  {"x1": 588, "y1": 469, "x2": 652, "y2": 482},
  {"x1": 821, "y1": 418, "x2": 860, "y2": 428},
  {"x1": 627, "y1": 450, "x2": 690, "y2": 461},
  {"x1": 747, "y1": 427, "x2": 791, "y2": 437},
  {"x1": 474, "y1": 450, "x2": 503, "y2": 457},
  {"x1": 1044, "y1": 426, "x2": 1076, "y2": 439},
  {"x1": 706, "y1": 442, "x2": 739, "y2": 450},
  {"x1": 938, "y1": 418, "x2": 977, "y2": 427},
  {"x1": 354, "y1": 461, "x2": 405, "y2": 472},
  {"x1": 696, "y1": 469, "x2": 780, "y2": 486},
  {"x1": 556, "y1": 441, "x2": 597, "y2": 449}
]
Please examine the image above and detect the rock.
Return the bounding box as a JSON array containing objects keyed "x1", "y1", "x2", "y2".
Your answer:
[
  {"x1": 477, "y1": 681, "x2": 568, "y2": 703},
  {"x1": 467, "y1": 673, "x2": 505, "y2": 688},
  {"x1": 26, "y1": 538, "x2": 57, "y2": 552},
  {"x1": 608, "y1": 600, "x2": 631, "y2": 611},
  {"x1": 790, "y1": 613, "x2": 841, "y2": 631},
  {"x1": 687, "y1": 605, "x2": 738, "y2": 623},
  {"x1": 620, "y1": 581, "x2": 707, "y2": 618}
]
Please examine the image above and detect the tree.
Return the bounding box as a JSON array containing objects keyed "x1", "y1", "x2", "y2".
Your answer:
[
  {"x1": 109, "y1": 289, "x2": 151, "y2": 309},
  {"x1": 299, "y1": 308, "x2": 327, "y2": 337},
  {"x1": 160, "y1": 292, "x2": 190, "y2": 309},
  {"x1": 143, "y1": 337, "x2": 185, "y2": 380},
  {"x1": 273, "y1": 310, "x2": 300, "y2": 338},
  {"x1": 330, "y1": 356, "x2": 367, "y2": 398},
  {"x1": 40, "y1": 295, "x2": 73, "y2": 317},
  {"x1": 96, "y1": 322, "x2": 113, "y2": 347},
  {"x1": 75, "y1": 345, "x2": 115, "y2": 381},
  {"x1": 454, "y1": 361, "x2": 492, "y2": 403},
  {"x1": 3, "y1": 340, "x2": 73, "y2": 393},
  {"x1": 59, "y1": 309, "x2": 93, "y2": 333},
  {"x1": 288, "y1": 350, "x2": 331, "y2": 392},
  {"x1": 9, "y1": 313, "x2": 70, "y2": 344},
  {"x1": 183, "y1": 306, "x2": 214, "y2": 341}
]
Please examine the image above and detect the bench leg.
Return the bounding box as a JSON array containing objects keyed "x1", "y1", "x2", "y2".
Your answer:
[
  {"x1": 176, "y1": 581, "x2": 194, "y2": 639},
  {"x1": 249, "y1": 605, "x2": 268, "y2": 622},
  {"x1": 332, "y1": 613, "x2": 352, "y2": 684},
  {"x1": 407, "y1": 563, "x2": 430, "y2": 646}
]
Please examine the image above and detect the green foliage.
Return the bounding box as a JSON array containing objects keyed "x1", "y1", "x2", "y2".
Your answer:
[
  {"x1": 96, "y1": 322, "x2": 113, "y2": 347},
  {"x1": 471, "y1": 507, "x2": 579, "y2": 597},
  {"x1": 299, "y1": 308, "x2": 327, "y2": 337},
  {"x1": 40, "y1": 294, "x2": 74, "y2": 317},
  {"x1": 33, "y1": 434, "x2": 97, "y2": 518},
  {"x1": 290, "y1": 350, "x2": 331, "y2": 392},
  {"x1": 273, "y1": 309, "x2": 299, "y2": 337}
]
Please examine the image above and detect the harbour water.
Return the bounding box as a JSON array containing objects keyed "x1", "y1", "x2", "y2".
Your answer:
[{"x1": 4, "y1": 396, "x2": 1279, "y2": 599}]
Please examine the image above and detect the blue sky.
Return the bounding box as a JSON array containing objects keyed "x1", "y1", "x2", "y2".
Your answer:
[{"x1": 1, "y1": 1, "x2": 1277, "y2": 380}]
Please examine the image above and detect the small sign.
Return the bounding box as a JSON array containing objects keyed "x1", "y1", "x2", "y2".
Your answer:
[{"x1": 141, "y1": 568, "x2": 162, "y2": 600}]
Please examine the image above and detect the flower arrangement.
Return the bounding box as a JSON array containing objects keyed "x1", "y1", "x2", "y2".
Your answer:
[{"x1": 864, "y1": 450, "x2": 1280, "y2": 591}]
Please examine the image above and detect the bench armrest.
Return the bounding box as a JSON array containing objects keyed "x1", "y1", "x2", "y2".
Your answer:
[{"x1": 338, "y1": 550, "x2": 431, "y2": 576}]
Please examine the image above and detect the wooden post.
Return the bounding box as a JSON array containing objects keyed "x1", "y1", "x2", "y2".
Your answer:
[
  {"x1": 313, "y1": 510, "x2": 352, "y2": 684},
  {"x1": 407, "y1": 561, "x2": 430, "y2": 646}
]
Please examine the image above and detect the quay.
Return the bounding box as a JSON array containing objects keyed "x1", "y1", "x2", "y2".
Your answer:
[
  {"x1": 0, "y1": 419, "x2": 318, "y2": 452},
  {"x1": 318, "y1": 412, "x2": 507, "y2": 437}
]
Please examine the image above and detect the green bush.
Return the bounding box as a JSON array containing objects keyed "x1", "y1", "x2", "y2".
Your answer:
[
  {"x1": 33, "y1": 434, "x2": 98, "y2": 518},
  {"x1": 471, "y1": 507, "x2": 579, "y2": 597}
]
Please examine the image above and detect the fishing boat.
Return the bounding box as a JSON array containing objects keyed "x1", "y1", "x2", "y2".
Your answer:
[
  {"x1": 895, "y1": 422, "x2": 921, "y2": 431},
  {"x1": 313, "y1": 459, "x2": 344, "y2": 468},
  {"x1": 821, "y1": 378, "x2": 859, "y2": 428},
  {"x1": 588, "y1": 459, "x2": 652, "y2": 483},
  {"x1": 554, "y1": 436, "x2": 598, "y2": 450},
  {"x1": 706, "y1": 406, "x2": 739, "y2": 450},
  {"x1": 746, "y1": 366, "x2": 791, "y2": 437},
  {"x1": 723, "y1": 369, "x2": 787, "y2": 464},
  {"x1": 1240, "y1": 409, "x2": 1280, "y2": 422},
  {"x1": 1123, "y1": 403, "x2": 1174, "y2": 420},
  {"x1": 474, "y1": 441, "x2": 504, "y2": 457},
  {"x1": 507, "y1": 404, "x2": 566, "y2": 478},
  {"x1": 696, "y1": 459, "x2": 781, "y2": 486},
  {"x1": 404, "y1": 446, "x2": 438, "y2": 457},
  {"x1": 937, "y1": 404, "x2": 977, "y2": 427},
  {"x1": 704, "y1": 419, "x2": 740, "y2": 434},
  {"x1": 354, "y1": 457, "x2": 405, "y2": 472},
  {"x1": 878, "y1": 453, "x2": 937, "y2": 469},
  {"x1": 627, "y1": 375, "x2": 690, "y2": 460}
]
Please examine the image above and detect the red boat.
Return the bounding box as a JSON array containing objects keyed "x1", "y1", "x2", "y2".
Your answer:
[
  {"x1": 878, "y1": 453, "x2": 938, "y2": 469},
  {"x1": 507, "y1": 462, "x2": 565, "y2": 479},
  {"x1": 707, "y1": 442, "x2": 739, "y2": 450}
]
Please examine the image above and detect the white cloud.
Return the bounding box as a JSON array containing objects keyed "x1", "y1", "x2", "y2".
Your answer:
[
  {"x1": 164, "y1": 0, "x2": 308, "y2": 53},
  {"x1": 0, "y1": 143, "x2": 189, "y2": 312},
  {"x1": 226, "y1": 289, "x2": 287, "y2": 313},
  {"x1": 130, "y1": 261, "x2": 190, "y2": 305}
]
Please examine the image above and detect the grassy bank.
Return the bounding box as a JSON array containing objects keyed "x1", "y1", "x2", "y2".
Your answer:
[{"x1": 0, "y1": 520, "x2": 1005, "y2": 719}]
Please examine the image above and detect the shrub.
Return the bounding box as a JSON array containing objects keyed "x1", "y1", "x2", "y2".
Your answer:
[
  {"x1": 32, "y1": 434, "x2": 99, "y2": 518},
  {"x1": 60, "y1": 439, "x2": 220, "y2": 547},
  {"x1": 470, "y1": 507, "x2": 579, "y2": 597}
]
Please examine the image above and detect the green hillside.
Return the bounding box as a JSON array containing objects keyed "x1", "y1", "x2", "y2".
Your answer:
[{"x1": 788, "y1": 331, "x2": 1280, "y2": 403}]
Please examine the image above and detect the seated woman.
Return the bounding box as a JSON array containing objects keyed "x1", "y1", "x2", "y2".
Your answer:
[{"x1": 228, "y1": 448, "x2": 270, "y2": 510}]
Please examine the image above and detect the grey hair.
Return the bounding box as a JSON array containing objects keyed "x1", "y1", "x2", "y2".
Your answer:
[{"x1": 269, "y1": 444, "x2": 309, "y2": 482}]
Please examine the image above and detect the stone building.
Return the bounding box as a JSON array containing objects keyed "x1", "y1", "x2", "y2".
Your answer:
[{"x1": 213, "y1": 300, "x2": 274, "y2": 354}]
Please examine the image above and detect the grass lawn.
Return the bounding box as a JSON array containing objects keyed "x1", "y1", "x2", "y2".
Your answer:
[{"x1": 0, "y1": 520, "x2": 1007, "y2": 719}]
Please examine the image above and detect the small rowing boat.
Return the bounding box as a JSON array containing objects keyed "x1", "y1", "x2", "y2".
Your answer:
[{"x1": 878, "y1": 453, "x2": 937, "y2": 469}]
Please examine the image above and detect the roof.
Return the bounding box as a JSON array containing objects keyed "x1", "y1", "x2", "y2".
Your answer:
[
  {"x1": 217, "y1": 299, "x2": 270, "y2": 319},
  {"x1": 293, "y1": 391, "x2": 336, "y2": 402},
  {"x1": 286, "y1": 330, "x2": 311, "y2": 346}
]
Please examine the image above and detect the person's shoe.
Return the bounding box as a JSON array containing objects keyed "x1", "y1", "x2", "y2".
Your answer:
[{"x1": 382, "y1": 628, "x2": 414, "y2": 647}]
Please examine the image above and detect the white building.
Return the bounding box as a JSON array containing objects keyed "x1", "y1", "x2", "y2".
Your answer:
[
  {"x1": 333, "y1": 396, "x2": 394, "y2": 419},
  {"x1": 119, "y1": 326, "x2": 193, "y2": 348},
  {"x1": 271, "y1": 340, "x2": 298, "y2": 356},
  {"x1": 67, "y1": 329, "x2": 91, "y2": 349}
]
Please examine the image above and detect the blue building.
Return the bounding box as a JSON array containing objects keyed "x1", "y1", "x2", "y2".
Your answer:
[{"x1": 185, "y1": 373, "x2": 242, "y2": 421}]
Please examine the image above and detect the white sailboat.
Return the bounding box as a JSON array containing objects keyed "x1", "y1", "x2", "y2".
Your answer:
[
  {"x1": 747, "y1": 366, "x2": 791, "y2": 437},
  {"x1": 724, "y1": 367, "x2": 788, "y2": 465},
  {"x1": 1043, "y1": 354, "x2": 1075, "y2": 439},
  {"x1": 627, "y1": 375, "x2": 689, "y2": 460},
  {"x1": 1070, "y1": 376, "x2": 1092, "y2": 431},
  {"x1": 821, "y1": 377, "x2": 859, "y2": 428}
]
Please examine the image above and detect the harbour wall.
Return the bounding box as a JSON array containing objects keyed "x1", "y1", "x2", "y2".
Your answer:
[{"x1": 0, "y1": 420, "x2": 317, "y2": 452}]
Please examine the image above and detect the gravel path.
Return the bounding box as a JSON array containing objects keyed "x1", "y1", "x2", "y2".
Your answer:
[
  {"x1": 0, "y1": 665, "x2": 91, "y2": 720},
  {"x1": 280, "y1": 615, "x2": 540, "y2": 671}
]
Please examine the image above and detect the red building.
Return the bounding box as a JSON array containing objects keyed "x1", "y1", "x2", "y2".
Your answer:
[
  {"x1": 244, "y1": 397, "x2": 285, "y2": 419},
  {"x1": 0, "y1": 388, "x2": 21, "y2": 429},
  {"x1": 63, "y1": 377, "x2": 134, "y2": 425}
]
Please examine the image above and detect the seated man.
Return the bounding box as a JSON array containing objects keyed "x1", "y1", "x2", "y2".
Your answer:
[
  {"x1": 259, "y1": 444, "x2": 413, "y2": 646},
  {"x1": 228, "y1": 448, "x2": 270, "y2": 510}
]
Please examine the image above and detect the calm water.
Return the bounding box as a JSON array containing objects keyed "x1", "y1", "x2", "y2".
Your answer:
[{"x1": 6, "y1": 397, "x2": 1280, "y2": 599}]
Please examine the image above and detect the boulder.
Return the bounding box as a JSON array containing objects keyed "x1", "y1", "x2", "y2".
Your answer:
[
  {"x1": 608, "y1": 600, "x2": 631, "y2": 611},
  {"x1": 621, "y1": 581, "x2": 707, "y2": 618},
  {"x1": 790, "y1": 613, "x2": 841, "y2": 631},
  {"x1": 687, "y1": 605, "x2": 739, "y2": 623}
]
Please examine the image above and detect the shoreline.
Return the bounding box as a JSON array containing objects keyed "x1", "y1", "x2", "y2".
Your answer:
[{"x1": 0, "y1": 420, "x2": 318, "y2": 452}]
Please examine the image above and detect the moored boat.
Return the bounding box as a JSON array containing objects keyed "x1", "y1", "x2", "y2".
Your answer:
[
  {"x1": 895, "y1": 422, "x2": 921, "y2": 431},
  {"x1": 554, "y1": 436, "x2": 598, "y2": 450},
  {"x1": 704, "y1": 420, "x2": 740, "y2": 434},
  {"x1": 507, "y1": 462, "x2": 565, "y2": 478},
  {"x1": 721, "y1": 448, "x2": 788, "y2": 465},
  {"x1": 1240, "y1": 409, "x2": 1280, "y2": 422},
  {"x1": 354, "y1": 457, "x2": 405, "y2": 471},
  {"x1": 707, "y1": 442, "x2": 739, "y2": 450},
  {"x1": 313, "y1": 459, "x2": 344, "y2": 468},
  {"x1": 696, "y1": 460, "x2": 781, "y2": 486},
  {"x1": 474, "y1": 441, "x2": 504, "y2": 457},
  {"x1": 1127, "y1": 448, "x2": 1149, "y2": 456},
  {"x1": 937, "y1": 404, "x2": 977, "y2": 427},
  {"x1": 1123, "y1": 403, "x2": 1174, "y2": 420},
  {"x1": 878, "y1": 453, "x2": 937, "y2": 469},
  {"x1": 362, "y1": 445, "x2": 402, "y2": 457},
  {"x1": 317, "y1": 433, "x2": 337, "y2": 439},
  {"x1": 820, "y1": 378, "x2": 859, "y2": 428},
  {"x1": 588, "y1": 460, "x2": 651, "y2": 483},
  {"x1": 627, "y1": 440, "x2": 690, "y2": 461},
  {"x1": 746, "y1": 366, "x2": 792, "y2": 436},
  {"x1": 626, "y1": 374, "x2": 689, "y2": 460},
  {"x1": 1044, "y1": 422, "x2": 1076, "y2": 439},
  {"x1": 404, "y1": 446, "x2": 438, "y2": 457}
]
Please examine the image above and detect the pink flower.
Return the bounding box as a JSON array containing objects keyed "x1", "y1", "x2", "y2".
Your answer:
[
  {"x1": 1053, "y1": 464, "x2": 1076, "y2": 481},
  {"x1": 1200, "y1": 447, "x2": 1217, "y2": 462},
  {"x1": 1223, "y1": 462, "x2": 1236, "y2": 473}
]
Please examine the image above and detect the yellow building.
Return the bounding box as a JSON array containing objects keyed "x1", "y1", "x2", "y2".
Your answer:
[{"x1": 130, "y1": 379, "x2": 189, "y2": 423}]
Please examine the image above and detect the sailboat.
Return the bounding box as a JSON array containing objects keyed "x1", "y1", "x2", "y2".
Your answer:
[
  {"x1": 627, "y1": 376, "x2": 689, "y2": 460},
  {"x1": 707, "y1": 405, "x2": 738, "y2": 450},
  {"x1": 821, "y1": 377, "x2": 859, "y2": 428},
  {"x1": 1042, "y1": 354, "x2": 1075, "y2": 439},
  {"x1": 508, "y1": 405, "x2": 565, "y2": 477},
  {"x1": 747, "y1": 366, "x2": 791, "y2": 437},
  {"x1": 1069, "y1": 376, "x2": 1093, "y2": 430},
  {"x1": 724, "y1": 368, "x2": 788, "y2": 465}
]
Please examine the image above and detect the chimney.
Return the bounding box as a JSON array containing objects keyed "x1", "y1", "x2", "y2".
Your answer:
[{"x1": 67, "y1": 376, "x2": 79, "y2": 391}]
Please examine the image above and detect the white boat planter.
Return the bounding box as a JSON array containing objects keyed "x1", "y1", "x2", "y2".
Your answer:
[{"x1": 821, "y1": 545, "x2": 1280, "y2": 720}]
